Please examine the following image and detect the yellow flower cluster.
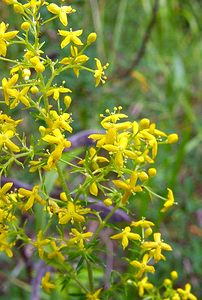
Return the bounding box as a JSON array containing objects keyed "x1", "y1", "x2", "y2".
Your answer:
[{"x1": 85, "y1": 107, "x2": 178, "y2": 211}]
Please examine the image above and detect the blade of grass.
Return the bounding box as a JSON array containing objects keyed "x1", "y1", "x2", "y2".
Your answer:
[
  {"x1": 89, "y1": 0, "x2": 106, "y2": 60},
  {"x1": 109, "y1": 0, "x2": 128, "y2": 73}
]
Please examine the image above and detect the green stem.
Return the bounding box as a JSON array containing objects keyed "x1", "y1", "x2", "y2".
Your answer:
[
  {"x1": 71, "y1": 271, "x2": 89, "y2": 293},
  {"x1": 41, "y1": 15, "x2": 58, "y2": 26},
  {"x1": 94, "y1": 203, "x2": 120, "y2": 239},
  {"x1": 86, "y1": 258, "x2": 94, "y2": 292},
  {"x1": 109, "y1": 0, "x2": 128, "y2": 73},
  {"x1": 38, "y1": 73, "x2": 50, "y2": 114},
  {"x1": 0, "y1": 57, "x2": 17, "y2": 63},
  {"x1": 56, "y1": 162, "x2": 72, "y2": 201},
  {"x1": 144, "y1": 186, "x2": 167, "y2": 201},
  {"x1": 0, "y1": 83, "x2": 34, "y2": 91},
  {"x1": 89, "y1": 0, "x2": 106, "y2": 60}
]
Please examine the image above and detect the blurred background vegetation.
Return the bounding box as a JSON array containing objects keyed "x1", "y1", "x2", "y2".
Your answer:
[{"x1": 0, "y1": 0, "x2": 202, "y2": 298}]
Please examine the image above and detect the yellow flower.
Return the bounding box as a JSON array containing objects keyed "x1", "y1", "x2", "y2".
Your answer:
[
  {"x1": 58, "y1": 194, "x2": 90, "y2": 224},
  {"x1": 177, "y1": 283, "x2": 197, "y2": 300},
  {"x1": 0, "y1": 22, "x2": 18, "y2": 57},
  {"x1": 47, "y1": 3, "x2": 76, "y2": 26},
  {"x1": 23, "y1": 0, "x2": 45, "y2": 13},
  {"x1": 111, "y1": 226, "x2": 141, "y2": 250},
  {"x1": 46, "y1": 86, "x2": 72, "y2": 101},
  {"x1": 33, "y1": 230, "x2": 50, "y2": 259},
  {"x1": 0, "y1": 230, "x2": 15, "y2": 258},
  {"x1": 79, "y1": 147, "x2": 109, "y2": 170},
  {"x1": 101, "y1": 112, "x2": 129, "y2": 129},
  {"x1": 46, "y1": 147, "x2": 63, "y2": 170},
  {"x1": 7, "y1": 86, "x2": 30, "y2": 108},
  {"x1": 89, "y1": 181, "x2": 98, "y2": 196},
  {"x1": 58, "y1": 201, "x2": 85, "y2": 224},
  {"x1": 0, "y1": 129, "x2": 20, "y2": 152},
  {"x1": 103, "y1": 132, "x2": 136, "y2": 168},
  {"x1": 58, "y1": 29, "x2": 83, "y2": 48},
  {"x1": 60, "y1": 46, "x2": 89, "y2": 77},
  {"x1": 137, "y1": 277, "x2": 153, "y2": 297},
  {"x1": 142, "y1": 232, "x2": 172, "y2": 262},
  {"x1": 2, "y1": 74, "x2": 19, "y2": 105},
  {"x1": 48, "y1": 241, "x2": 65, "y2": 262},
  {"x1": 131, "y1": 218, "x2": 154, "y2": 238},
  {"x1": 0, "y1": 182, "x2": 13, "y2": 202},
  {"x1": 68, "y1": 228, "x2": 93, "y2": 249},
  {"x1": 130, "y1": 253, "x2": 155, "y2": 278},
  {"x1": 18, "y1": 185, "x2": 45, "y2": 211},
  {"x1": 138, "y1": 129, "x2": 158, "y2": 159},
  {"x1": 94, "y1": 58, "x2": 108, "y2": 86},
  {"x1": 42, "y1": 127, "x2": 71, "y2": 147},
  {"x1": 44, "y1": 110, "x2": 72, "y2": 133},
  {"x1": 86, "y1": 288, "x2": 102, "y2": 300},
  {"x1": 112, "y1": 171, "x2": 142, "y2": 204},
  {"x1": 41, "y1": 272, "x2": 56, "y2": 293},
  {"x1": 131, "y1": 218, "x2": 155, "y2": 229},
  {"x1": 42, "y1": 128, "x2": 71, "y2": 169},
  {"x1": 161, "y1": 188, "x2": 175, "y2": 213},
  {"x1": 0, "y1": 113, "x2": 21, "y2": 132}
]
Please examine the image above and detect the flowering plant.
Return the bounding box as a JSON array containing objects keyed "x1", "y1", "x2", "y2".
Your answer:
[{"x1": 0, "y1": 1, "x2": 197, "y2": 299}]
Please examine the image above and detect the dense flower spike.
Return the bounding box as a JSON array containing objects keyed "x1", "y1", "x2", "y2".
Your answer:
[{"x1": 0, "y1": 2, "x2": 197, "y2": 299}]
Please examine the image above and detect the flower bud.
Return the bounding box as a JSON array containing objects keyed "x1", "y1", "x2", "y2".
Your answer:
[
  {"x1": 31, "y1": 86, "x2": 39, "y2": 94},
  {"x1": 138, "y1": 171, "x2": 149, "y2": 182},
  {"x1": 136, "y1": 156, "x2": 144, "y2": 164},
  {"x1": 104, "y1": 198, "x2": 112, "y2": 207},
  {"x1": 148, "y1": 167, "x2": 157, "y2": 177},
  {"x1": 140, "y1": 118, "x2": 150, "y2": 129},
  {"x1": 89, "y1": 182, "x2": 98, "y2": 196},
  {"x1": 14, "y1": 4, "x2": 24, "y2": 14},
  {"x1": 167, "y1": 133, "x2": 179, "y2": 144},
  {"x1": 164, "y1": 278, "x2": 172, "y2": 286},
  {"x1": 132, "y1": 121, "x2": 139, "y2": 135},
  {"x1": 145, "y1": 227, "x2": 153, "y2": 238},
  {"x1": 64, "y1": 96, "x2": 72, "y2": 109},
  {"x1": 22, "y1": 68, "x2": 31, "y2": 81},
  {"x1": 30, "y1": 56, "x2": 40, "y2": 65},
  {"x1": 87, "y1": 32, "x2": 97, "y2": 45},
  {"x1": 21, "y1": 21, "x2": 30, "y2": 31},
  {"x1": 170, "y1": 270, "x2": 178, "y2": 280},
  {"x1": 35, "y1": 63, "x2": 45, "y2": 73},
  {"x1": 39, "y1": 126, "x2": 46, "y2": 135}
]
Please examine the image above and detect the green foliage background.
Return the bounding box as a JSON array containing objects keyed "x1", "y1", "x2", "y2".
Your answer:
[{"x1": 0, "y1": 0, "x2": 202, "y2": 298}]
